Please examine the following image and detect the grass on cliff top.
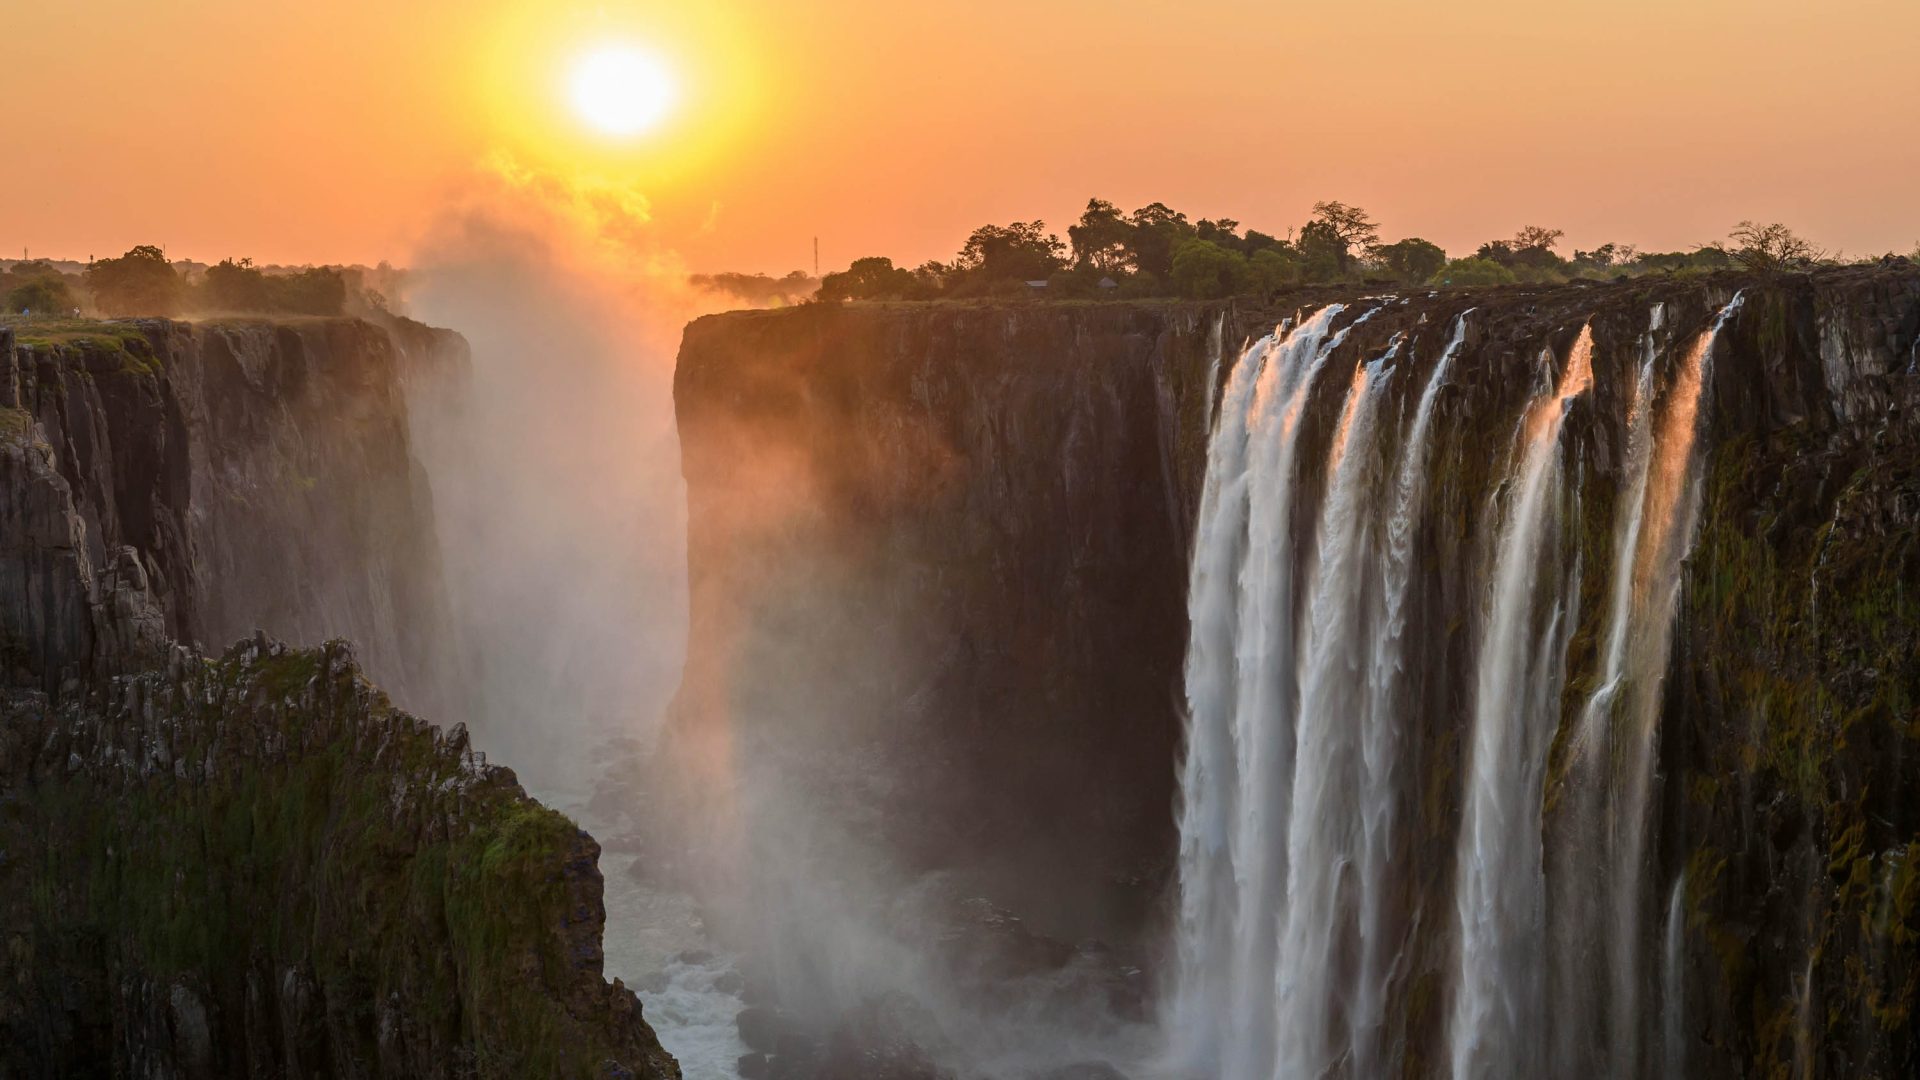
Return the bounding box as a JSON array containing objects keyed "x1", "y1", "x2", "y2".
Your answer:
[{"x1": 8, "y1": 317, "x2": 161, "y2": 374}]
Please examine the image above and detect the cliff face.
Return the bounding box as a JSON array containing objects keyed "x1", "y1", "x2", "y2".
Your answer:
[
  {"x1": 672, "y1": 267, "x2": 1920, "y2": 1075},
  {"x1": 674, "y1": 302, "x2": 1226, "y2": 932},
  {"x1": 0, "y1": 318, "x2": 459, "y2": 707},
  {"x1": 0, "y1": 317, "x2": 678, "y2": 1078},
  {"x1": 0, "y1": 638, "x2": 677, "y2": 1079}
]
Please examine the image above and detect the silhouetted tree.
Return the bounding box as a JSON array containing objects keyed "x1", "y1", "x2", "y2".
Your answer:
[
  {"x1": 956, "y1": 221, "x2": 1066, "y2": 283},
  {"x1": 1068, "y1": 199, "x2": 1135, "y2": 273},
  {"x1": 1304, "y1": 201, "x2": 1379, "y2": 275},
  {"x1": 1298, "y1": 220, "x2": 1349, "y2": 281},
  {"x1": 1728, "y1": 221, "x2": 1821, "y2": 272},
  {"x1": 1126, "y1": 202, "x2": 1194, "y2": 279},
  {"x1": 85, "y1": 245, "x2": 182, "y2": 316},
  {"x1": 818, "y1": 256, "x2": 919, "y2": 301},
  {"x1": 1512, "y1": 226, "x2": 1565, "y2": 252},
  {"x1": 202, "y1": 258, "x2": 272, "y2": 311},
  {"x1": 269, "y1": 267, "x2": 348, "y2": 315},
  {"x1": 1374, "y1": 238, "x2": 1447, "y2": 284}
]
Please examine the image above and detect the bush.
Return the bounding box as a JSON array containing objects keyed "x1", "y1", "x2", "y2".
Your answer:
[
  {"x1": 1169, "y1": 239, "x2": 1252, "y2": 299},
  {"x1": 5, "y1": 276, "x2": 75, "y2": 315},
  {"x1": 1429, "y1": 258, "x2": 1517, "y2": 287}
]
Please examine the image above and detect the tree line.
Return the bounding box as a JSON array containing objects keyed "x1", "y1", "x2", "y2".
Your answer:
[
  {"x1": 2, "y1": 246, "x2": 397, "y2": 318},
  {"x1": 804, "y1": 201, "x2": 1900, "y2": 302}
]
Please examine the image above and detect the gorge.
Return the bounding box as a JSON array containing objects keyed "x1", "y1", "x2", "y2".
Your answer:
[
  {"x1": 672, "y1": 266, "x2": 1918, "y2": 1077},
  {"x1": 2, "y1": 263, "x2": 1917, "y2": 1078}
]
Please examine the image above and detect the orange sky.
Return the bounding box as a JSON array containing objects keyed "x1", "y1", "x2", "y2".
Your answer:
[{"x1": 6, "y1": 0, "x2": 1917, "y2": 274}]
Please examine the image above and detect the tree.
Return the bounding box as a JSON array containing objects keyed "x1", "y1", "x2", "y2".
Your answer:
[
  {"x1": 1305, "y1": 201, "x2": 1380, "y2": 275},
  {"x1": 269, "y1": 267, "x2": 348, "y2": 315},
  {"x1": 1169, "y1": 239, "x2": 1252, "y2": 299},
  {"x1": 1429, "y1": 258, "x2": 1517, "y2": 287},
  {"x1": 1298, "y1": 220, "x2": 1349, "y2": 281},
  {"x1": 202, "y1": 257, "x2": 271, "y2": 311},
  {"x1": 1572, "y1": 243, "x2": 1625, "y2": 270},
  {"x1": 1242, "y1": 229, "x2": 1285, "y2": 256},
  {"x1": 5, "y1": 275, "x2": 74, "y2": 314},
  {"x1": 1195, "y1": 218, "x2": 1243, "y2": 249},
  {"x1": 1126, "y1": 202, "x2": 1195, "y2": 279},
  {"x1": 1068, "y1": 199, "x2": 1135, "y2": 273},
  {"x1": 85, "y1": 245, "x2": 182, "y2": 316},
  {"x1": 1728, "y1": 221, "x2": 1820, "y2": 272},
  {"x1": 818, "y1": 256, "x2": 919, "y2": 301},
  {"x1": 1374, "y1": 238, "x2": 1447, "y2": 284},
  {"x1": 1250, "y1": 248, "x2": 1301, "y2": 292},
  {"x1": 1512, "y1": 226, "x2": 1565, "y2": 252},
  {"x1": 956, "y1": 221, "x2": 1066, "y2": 283}
]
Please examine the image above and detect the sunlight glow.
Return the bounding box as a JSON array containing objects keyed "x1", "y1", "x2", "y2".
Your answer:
[{"x1": 569, "y1": 44, "x2": 677, "y2": 138}]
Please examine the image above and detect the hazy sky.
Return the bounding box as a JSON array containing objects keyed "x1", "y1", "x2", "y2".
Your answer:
[{"x1": 7, "y1": 0, "x2": 1917, "y2": 273}]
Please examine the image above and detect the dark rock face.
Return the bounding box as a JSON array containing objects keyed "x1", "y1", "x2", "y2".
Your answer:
[
  {"x1": 0, "y1": 317, "x2": 679, "y2": 1078},
  {"x1": 672, "y1": 268, "x2": 1920, "y2": 1076},
  {"x1": 673, "y1": 301, "x2": 1226, "y2": 936},
  {"x1": 0, "y1": 638, "x2": 679, "y2": 1079},
  {"x1": 0, "y1": 318, "x2": 459, "y2": 707}
]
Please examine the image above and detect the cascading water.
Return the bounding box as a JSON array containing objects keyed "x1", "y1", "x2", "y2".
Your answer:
[
  {"x1": 1169, "y1": 293, "x2": 1748, "y2": 1079},
  {"x1": 1448, "y1": 326, "x2": 1593, "y2": 1080},
  {"x1": 1549, "y1": 293, "x2": 1745, "y2": 1076},
  {"x1": 1172, "y1": 305, "x2": 1463, "y2": 1079}
]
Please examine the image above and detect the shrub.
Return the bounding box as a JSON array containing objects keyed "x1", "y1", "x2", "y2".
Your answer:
[
  {"x1": 1169, "y1": 239, "x2": 1252, "y2": 299},
  {"x1": 5, "y1": 276, "x2": 75, "y2": 315},
  {"x1": 1429, "y1": 258, "x2": 1517, "y2": 287}
]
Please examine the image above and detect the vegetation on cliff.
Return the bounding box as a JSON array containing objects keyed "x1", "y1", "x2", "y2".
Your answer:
[
  {"x1": 0, "y1": 638, "x2": 680, "y2": 1079},
  {"x1": 760, "y1": 201, "x2": 1872, "y2": 303}
]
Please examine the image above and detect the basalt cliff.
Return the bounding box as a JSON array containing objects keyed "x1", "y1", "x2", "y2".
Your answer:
[
  {"x1": 673, "y1": 266, "x2": 1920, "y2": 1077},
  {"x1": 0, "y1": 318, "x2": 677, "y2": 1078}
]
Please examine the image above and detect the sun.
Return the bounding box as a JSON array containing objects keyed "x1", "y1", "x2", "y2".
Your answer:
[{"x1": 568, "y1": 43, "x2": 678, "y2": 138}]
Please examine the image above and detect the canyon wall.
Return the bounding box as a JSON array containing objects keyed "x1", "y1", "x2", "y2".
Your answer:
[
  {"x1": 0, "y1": 318, "x2": 678, "y2": 1078},
  {"x1": 674, "y1": 301, "x2": 1226, "y2": 936},
  {"x1": 672, "y1": 267, "x2": 1920, "y2": 1076}
]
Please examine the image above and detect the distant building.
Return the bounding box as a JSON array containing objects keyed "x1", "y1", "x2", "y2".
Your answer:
[
  {"x1": 1024, "y1": 280, "x2": 1049, "y2": 291},
  {"x1": 1097, "y1": 276, "x2": 1119, "y2": 290}
]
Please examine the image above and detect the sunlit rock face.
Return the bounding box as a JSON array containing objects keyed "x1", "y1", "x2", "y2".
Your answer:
[
  {"x1": 673, "y1": 267, "x2": 1920, "y2": 1078},
  {"x1": 0, "y1": 317, "x2": 462, "y2": 703},
  {"x1": 0, "y1": 318, "x2": 679, "y2": 1079}
]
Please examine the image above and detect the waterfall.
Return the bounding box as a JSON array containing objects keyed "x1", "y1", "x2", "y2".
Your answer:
[
  {"x1": 1169, "y1": 295, "x2": 1746, "y2": 1079},
  {"x1": 1546, "y1": 294, "x2": 1745, "y2": 1074},
  {"x1": 1350, "y1": 313, "x2": 1471, "y2": 1077},
  {"x1": 1172, "y1": 306, "x2": 1460, "y2": 1079},
  {"x1": 1663, "y1": 873, "x2": 1688, "y2": 1078},
  {"x1": 1172, "y1": 305, "x2": 1346, "y2": 1076},
  {"x1": 1604, "y1": 294, "x2": 1745, "y2": 1067},
  {"x1": 1272, "y1": 344, "x2": 1394, "y2": 1080},
  {"x1": 1448, "y1": 326, "x2": 1593, "y2": 1080}
]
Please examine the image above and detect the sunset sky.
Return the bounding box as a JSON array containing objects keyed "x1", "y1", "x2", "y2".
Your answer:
[{"x1": 8, "y1": 0, "x2": 1917, "y2": 274}]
